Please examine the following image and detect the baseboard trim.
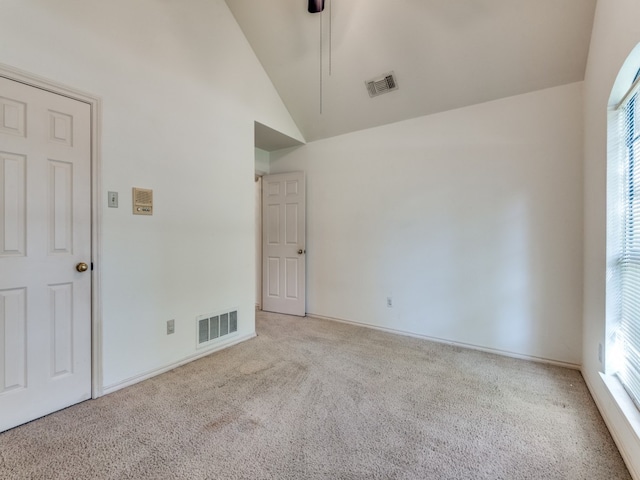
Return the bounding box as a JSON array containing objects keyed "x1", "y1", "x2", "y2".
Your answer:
[
  {"x1": 102, "y1": 332, "x2": 256, "y2": 395},
  {"x1": 308, "y1": 313, "x2": 581, "y2": 370}
]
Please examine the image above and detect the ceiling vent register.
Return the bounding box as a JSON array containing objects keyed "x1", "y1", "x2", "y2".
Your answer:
[{"x1": 366, "y1": 72, "x2": 398, "y2": 98}]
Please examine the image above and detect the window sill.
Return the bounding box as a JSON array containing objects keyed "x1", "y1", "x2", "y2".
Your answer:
[{"x1": 600, "y1": 372, "x2": 640, "y2": 442}]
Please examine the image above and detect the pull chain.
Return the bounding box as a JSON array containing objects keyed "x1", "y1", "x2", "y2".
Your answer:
[
  {"x1": 329, "y1": 0, "x2": 332, "y2": 76},
  {"x1": 318, "y1": 0, "x2": 333, "y2": 114},
  {"x1": 320, "y1": 12, "x2": 323, "y2": 114}
]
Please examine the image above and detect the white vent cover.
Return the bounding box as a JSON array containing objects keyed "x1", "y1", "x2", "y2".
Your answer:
[
  {"x1": 365, "y1": 71, "x2": 398, "y2": 97},
  {"x1": 197, "y1": 309, "x2": 238, "y2": 347}
]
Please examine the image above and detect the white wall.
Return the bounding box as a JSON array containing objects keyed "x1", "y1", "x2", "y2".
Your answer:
[
  {"x1": 271, "y1": 82, "x2": 584, "y2": 366},
  {"x1": 255, "y1": 148, "x2": 271, "y2": 175},
  {"x1": 583, "y1": 0, "x2": 640, "y2": 477},
  {"x1": 0, "y1": 0, "x2": 303, "y2": 390}
]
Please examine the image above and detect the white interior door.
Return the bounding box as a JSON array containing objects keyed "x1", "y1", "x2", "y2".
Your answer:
[
  {"x1": 262, "y1": 172, "x2": 306, "y2": 316},
  {"x1": 0, "y1": 76, "x2": 92, "y2": 432}
]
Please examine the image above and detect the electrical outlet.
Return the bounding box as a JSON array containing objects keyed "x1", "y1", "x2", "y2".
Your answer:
[
  {"x1": 387, "y1": 297, "x2": 393, "y2": 308},
  {"x1": 108, "y1": 191, "x2": 118, "y2": 208},
  {"x1": 167, "y1": 319, "x2": 175, "y2": 335}
]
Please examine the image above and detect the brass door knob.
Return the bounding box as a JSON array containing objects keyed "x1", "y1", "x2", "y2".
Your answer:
[
  {"x1": 298, "y1": 249, "x2": 305, "y2": 255},
  {"x1": 76, "y1": 262, "x2": 89, "y2": 272}
]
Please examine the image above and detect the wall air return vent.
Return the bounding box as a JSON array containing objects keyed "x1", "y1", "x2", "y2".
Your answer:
[
  {"x1": 365, "y1": 71, "x2": 398, "y2": 98},
  {"x1": 197, "y1": 308, "x2": 238, "y2": 348}
]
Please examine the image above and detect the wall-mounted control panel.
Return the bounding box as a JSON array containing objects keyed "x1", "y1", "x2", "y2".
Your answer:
[{"x1": 132, "y1": 187, "x2": 153, "y2": 215}]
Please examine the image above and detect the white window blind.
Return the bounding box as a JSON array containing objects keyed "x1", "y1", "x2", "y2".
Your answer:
[{"x1": 610, "y1": 73, "x2": 640, "y2": 410}]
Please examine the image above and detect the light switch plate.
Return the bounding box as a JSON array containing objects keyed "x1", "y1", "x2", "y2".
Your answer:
[{"x1": 108, "y1": 191, "x2": 118, "y2": 208}]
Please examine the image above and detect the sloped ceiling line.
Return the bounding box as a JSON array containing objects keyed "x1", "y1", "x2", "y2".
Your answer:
[{"x1": 226, "y1": 0, "x2": 597, "y2": 143}]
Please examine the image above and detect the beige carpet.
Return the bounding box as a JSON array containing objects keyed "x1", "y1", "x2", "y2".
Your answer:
[{"x1": 0, "y1": 311, "x2": 631, "y2": 479}]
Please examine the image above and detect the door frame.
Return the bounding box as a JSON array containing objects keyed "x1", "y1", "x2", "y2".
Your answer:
[
  {"x1": 0, "y1": 63, "x2": 104, "y2": 398},
  {"x1": 255, "y1": 174, "x2": 263, "y2": 310}
]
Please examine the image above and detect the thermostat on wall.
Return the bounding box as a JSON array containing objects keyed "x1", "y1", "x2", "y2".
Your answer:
[{"x1": 132, "y1": 187, "x2": 153, "y2": 215}]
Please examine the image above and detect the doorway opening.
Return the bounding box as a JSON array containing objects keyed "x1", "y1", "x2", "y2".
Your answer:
[{"x1": 253, "y1": 122, "x2": 305, "y2": 316}]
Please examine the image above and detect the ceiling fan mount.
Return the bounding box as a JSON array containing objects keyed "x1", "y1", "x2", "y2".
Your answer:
[{"x1": 308, "y1": 0, "x2": 324, "y2": 14}]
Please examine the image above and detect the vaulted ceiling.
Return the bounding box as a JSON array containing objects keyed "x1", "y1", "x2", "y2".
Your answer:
[{"x1": 225, "y1": 0, "x2": 597, "y2": 145}]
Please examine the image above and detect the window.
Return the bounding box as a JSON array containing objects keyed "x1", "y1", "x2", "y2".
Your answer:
[{"x1": 608, "y1": 67, "x2": 640, "y2": 410}]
